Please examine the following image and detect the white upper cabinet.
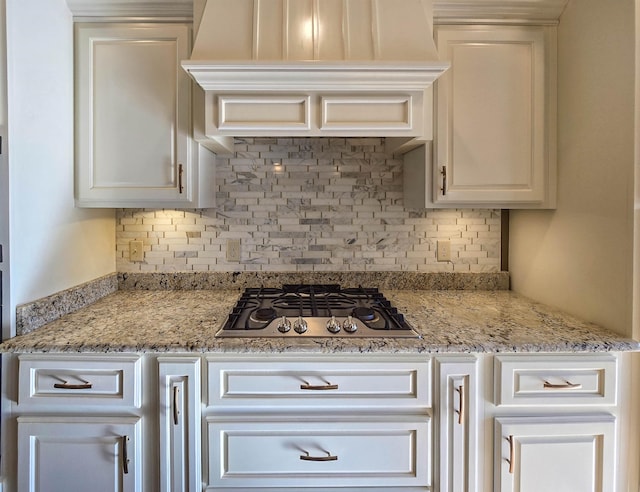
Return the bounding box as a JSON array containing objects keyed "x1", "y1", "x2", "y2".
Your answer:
[
  {"x1": 74, "y1": 23, "x2": 216, "y2": 208},
  {"x1": 404, "y1": 24, "x2": 557, "y2": 209}
]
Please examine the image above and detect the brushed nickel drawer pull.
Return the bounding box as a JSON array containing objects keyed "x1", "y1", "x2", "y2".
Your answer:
[
  {"x1": 455, "y1": 384, "x2": 465, "y2": 425},
  {"x1": 300, "y1": 382, "x2": 339, "y2": 391},
  {"x1": 300, "y1": 450, "x2": 338, "y2": 462},
  {"x1": 122, "y1": 435, "x2": 130, "y2": 474},
  {"x1": 507, "y1": 435, "x2": 514, "y2": 474},
  {"x1": 53, "y1": 378, "x2": 92, "y2": 390},
  {"x1": 543, "y1": 380, "x2": 582, "y2": 390},
  {"x1": 173, "y1": 385, "x2": 180, "y2": 426}
]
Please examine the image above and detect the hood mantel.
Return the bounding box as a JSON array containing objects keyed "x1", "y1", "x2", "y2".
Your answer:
[{"x1": 182, "y1": 0, "x2": 449, "y2": 154}]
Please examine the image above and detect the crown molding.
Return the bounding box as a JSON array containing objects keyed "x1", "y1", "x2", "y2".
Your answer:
[
  {"x1": 434, "y1": 0, "x2": 569, "y2": 24},
  {"x1": 65, "y1": 0, "x2": 193, "y2": 19}
]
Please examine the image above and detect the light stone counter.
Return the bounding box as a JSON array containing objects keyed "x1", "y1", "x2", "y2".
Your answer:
[{"x1": 2, "y1": 290, "x2": 637, "y2": 354}]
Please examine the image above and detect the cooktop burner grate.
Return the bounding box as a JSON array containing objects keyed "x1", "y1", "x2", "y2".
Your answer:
[{"x1": 216, "y1": 284, "x2": 420, "y2": 338}]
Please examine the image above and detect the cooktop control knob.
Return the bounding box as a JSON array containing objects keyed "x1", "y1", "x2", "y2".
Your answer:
[
  {"x1": 326, "y1": 315, "x2": 341, "y2": 333},
  {"x1": 277, "y1": 316, "x2": 291, "y2": 333},
  {"x1": 343, "y1": 315, "x2": 358, "y2": 333},
  {"x1": 293, "y1": 316, "x2": 308, "y2": 334}
]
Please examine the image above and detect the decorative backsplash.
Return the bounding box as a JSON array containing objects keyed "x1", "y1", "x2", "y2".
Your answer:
[{"x1": 116, "y1": 138, "x2": 501, "y2": 273}]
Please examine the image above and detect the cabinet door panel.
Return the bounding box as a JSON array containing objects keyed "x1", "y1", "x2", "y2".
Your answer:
[
  {"x1": 17, "y1": 416, "x2": 141, "y2": 492},
  {"x1": 75, "y1": 24, "x2": 193, "y2": 206},
  {"x1": 495, "y1": 415, "x2": 615, "y2": 492},
  {"x1": 433, "y1": 26, "x2": 554, "y2": 207}
]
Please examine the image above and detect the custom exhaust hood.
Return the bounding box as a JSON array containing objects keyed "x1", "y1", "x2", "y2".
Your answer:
[{"x1": 182, "y1": 0, "x2": 449, "y2": 154}]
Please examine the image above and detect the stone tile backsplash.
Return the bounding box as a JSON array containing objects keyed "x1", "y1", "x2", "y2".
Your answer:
[{"x1": 116, "y1": 138, "x2": 501, "y2": 273}]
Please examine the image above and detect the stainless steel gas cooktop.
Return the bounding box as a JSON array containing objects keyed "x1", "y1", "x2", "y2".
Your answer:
[{"x1": 216, "y1": 284, "x2": 420, "y2": 338}]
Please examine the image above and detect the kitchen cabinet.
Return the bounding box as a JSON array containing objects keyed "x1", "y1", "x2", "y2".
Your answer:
[
  {"x1": 492, "y1": 354, "x2": 619, "y2": 492},
  {"x1": 494, "y1": 415, "x2": 615, "y2": 492},
  {"x1": 15, "y1": 354, "x2": 143, "y2": 492},
  {"x1": 404, "y1": 25, "x2": 557, "y2": 209},
  {"x1": 74, "y1": 23, "x2": 216, "y2": 208},
  {"x1": 17, "y1": 416, "x2": 142, "y2": 492},
  {"x1": 5, "y1": 351, "x2": 629, "y2": 491},
  {"x1": 205, "y1": 355, "x2": 432, "y2": 490},
  {"x1": 158, "y1": 357, "x2": 201, "y2": 492},
  {"x1": 435, "y1": 356, "x2": 478, "y2": 492}
]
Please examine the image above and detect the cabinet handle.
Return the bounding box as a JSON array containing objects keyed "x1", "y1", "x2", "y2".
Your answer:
[
  {"x1": 173, "y1": 385, "x2": 180, "y2": 426},
  {"x1": 53, "y1": 378, "x2": 92, "y2": 390},
  {"x1": 300, "y1": 382, "x2": 339, "y2": 391},
  {"x1": 122, "y1": 435, "x2": 130, "y2": 475},
  {"x1": 300, "y1": 450, "x2": 338, "y2": 462},
  {"x1": 440, "y1": 166, "x2": 447, "y2": 195},
  {"x1": 543, "y1": 380, "x2": 582, "y2": 390},
  {"x1": 178, "y1": 164, "x2": 184, "y2": 194},
  {"x1": 506, "y1": 435, "x2": 514, "y2": 474},
  {"x1": 455, "y1": 384, "x2": 465, "y2": 425}
]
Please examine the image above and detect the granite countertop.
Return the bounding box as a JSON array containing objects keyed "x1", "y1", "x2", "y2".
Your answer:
[{"x1": 1, "y1": 289, "x2": 637, "y2": 354}]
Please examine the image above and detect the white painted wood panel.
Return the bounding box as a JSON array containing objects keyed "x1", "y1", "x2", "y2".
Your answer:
[
  {"x1": 495, "y1": 354, "x2": 617, "y2": 406},
  {"x1": 494, "y1": 415, "x2": 616, "y2": 492},
  {"x1": 218, "y1": 95, "x2": 311, "y2": 130},
  {"x1": 321, "y1": 96, "x2": 413, "y2": 131},
  {"x1": 75, "y1": 23, "x2": 216, "y2": 207},
  {"x1": 428, "y1": 25, "x2": 555, "y2": 207},
  {"x1": 18, "y1": 354, "x2": 141, "y2": 408},
  {"x1": 158, "y1": 357, "x2": 202, "y2": 492},
  {"x1": 435, "y1": 356, "x2": 478, "y2": 492},
  {"x1": 17, "y1": 416, "x2": 142, "y2": 492},
  {"x1": 206, "y1": 417, "x2": 431, "y2": 489},
  {"x1": 207, "y1": 358, "x2": 430, "y2": 409}
]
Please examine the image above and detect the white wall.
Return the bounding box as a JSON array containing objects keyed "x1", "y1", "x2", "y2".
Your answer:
[
  {"x1": 5, "y1": 0, "x2": 115, "y2": 337},
  {"x1": 509, "y1": 0, "x2": 636, "y2": 337}
]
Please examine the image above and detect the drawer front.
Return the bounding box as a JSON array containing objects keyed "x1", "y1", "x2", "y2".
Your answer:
[
  {"x1": 18, "y1": 354, "x2": 142, "y2": 408},
  {"x1": 207, "y1": 358, "x2": 431, "y2": 409},
  {"x1": 206, "y1": 417, "x2": 431, "y2": 489},
  {"x1": 494, "y1": 354, "x2": 617, "y2": 406}
]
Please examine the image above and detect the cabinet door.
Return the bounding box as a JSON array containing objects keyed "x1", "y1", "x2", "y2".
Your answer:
[
  {"x1": 494, "y1": 415, "x2": 616, "y2": 492},
  {"x1": 432, "y1": 25, "x2": 555, "y2": 208},
  {"x1": 158, "y1": 357, "x2": 201, "y2": 492},
  {"x1": 435, "y1": 356, "x2": 478, "y2": 492},
  {"x1": 75, "y1": 23, "x2": 196, "y2": 207},
  {"x1": 17, "y1": 416, "x2": 141, "y2": 492}
]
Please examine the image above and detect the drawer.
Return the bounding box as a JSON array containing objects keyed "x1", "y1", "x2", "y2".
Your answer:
[
  {"x1": 206, "y1": 417, "x2": 431, "y2": 489},
  {"x1": 18, "y1": 354, "x2": 142, "y2": 408},
  {"x1": 207, "y1": 357, "x2": 431, "y2": 409},
  {"x1": 494, "y1": 354, "x2": 617, "y2": 407}
]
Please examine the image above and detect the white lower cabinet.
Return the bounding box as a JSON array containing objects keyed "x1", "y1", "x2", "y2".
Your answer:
[
  {"x1": 492, "y1": 354, "x2": 621, "y2": 492},
  {"x1": 8, "y1": 352, "x2": 628, "y2": 492},
  {"x1": 17, "y1": 416, "x2": 142, "y2": 492},
  {"x1": 204, "y1": 355, "x2": 433, "y2": 490},
  {"x1": 494, "y1": 415, "x2": 616, "y2": 492}
]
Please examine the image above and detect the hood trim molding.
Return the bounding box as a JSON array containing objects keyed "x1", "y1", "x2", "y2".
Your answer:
[{"x1": 182, "y1": 61, "x2": 450, "y2": 92}]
